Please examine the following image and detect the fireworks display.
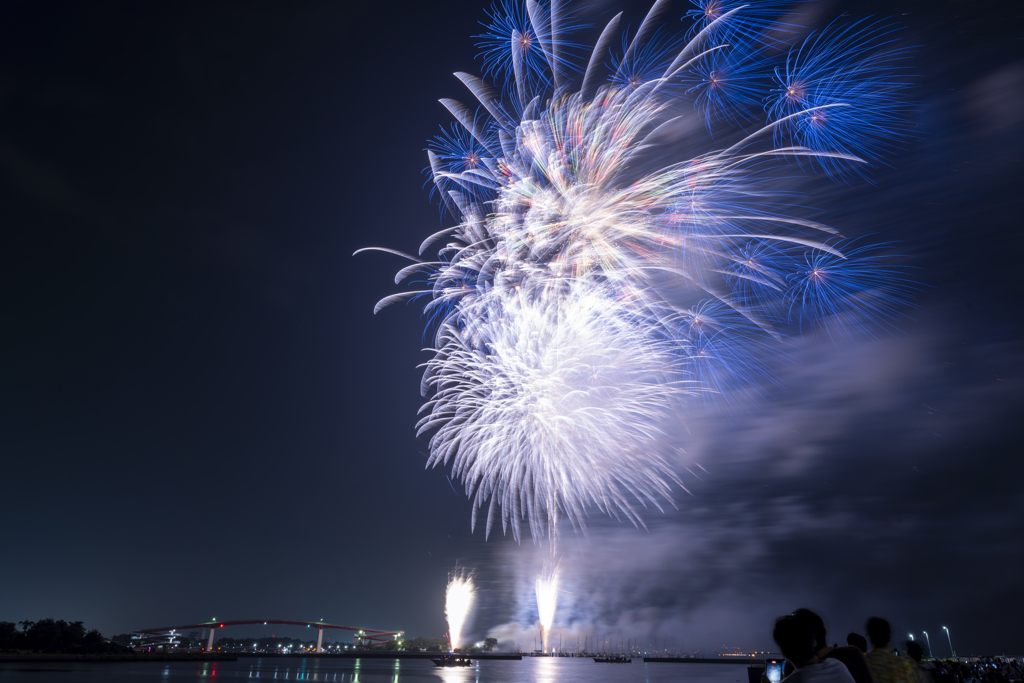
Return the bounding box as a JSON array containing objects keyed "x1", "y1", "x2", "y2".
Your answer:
[
  {"x1": 359, "y1": 0, "x2": 915, "y2": 541},
  {"x1": 445, "y1": 571, "x2": 476, "y2": 651}
]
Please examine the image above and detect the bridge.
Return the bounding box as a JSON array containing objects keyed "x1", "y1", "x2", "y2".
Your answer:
[{"x1": 134, "y1": 619, "x2": 404, "y2": 652}]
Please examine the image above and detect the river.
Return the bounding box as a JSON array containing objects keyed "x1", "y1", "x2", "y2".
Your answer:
[{"x1": 0, "y1": 657, "x2": 754, "y2": 683}]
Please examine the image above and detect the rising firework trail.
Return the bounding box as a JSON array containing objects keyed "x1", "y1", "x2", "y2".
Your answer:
[
  {"x1": 357, "y1": 0, "x2": 915, "y2": 541},
  {"x1": 535, "y1": 565, "x2": 560, "y2": 653},
  {"x1": 445, "y1": 570, "x2": 475, "y2": 651}
]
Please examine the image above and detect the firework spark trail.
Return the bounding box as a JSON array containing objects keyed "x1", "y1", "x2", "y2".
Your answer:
[
  {"x1": 445, "y1": 571, "x2": 475, "y2": 651},
  {"x1": 535, "y1": 565, "x2": 560, "y2": 653},
  {"x1": 358, "y1": 0, "x2": 916, "y2": 541}
]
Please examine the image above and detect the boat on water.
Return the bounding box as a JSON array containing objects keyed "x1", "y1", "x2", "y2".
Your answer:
[
  {"x1": 593, "y1": 656, "x2": 632, "y2": 663},
  {"x1": 431, "y1": 654, "x2": 473, "y2": 667}
]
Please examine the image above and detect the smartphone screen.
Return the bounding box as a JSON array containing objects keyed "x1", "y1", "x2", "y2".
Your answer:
[{"x1": 766, "y1": 661, "x2": 784, "y2": 683}]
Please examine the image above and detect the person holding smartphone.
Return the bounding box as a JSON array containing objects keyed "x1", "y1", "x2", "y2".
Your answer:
[
  {"x1": 765, "y1": 660, "x2": 787, "y2": 683},
  {"x1": 770, "y1": 614, "x2": 856, "y2": 683}
]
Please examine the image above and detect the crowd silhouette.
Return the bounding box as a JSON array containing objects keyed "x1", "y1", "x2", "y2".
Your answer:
[{"x1": 768, "y1": 612, "x2": 1021, "y2": 683}]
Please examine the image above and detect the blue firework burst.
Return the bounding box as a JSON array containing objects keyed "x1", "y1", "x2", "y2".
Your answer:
[
  {"x1": 675, "y1": 300, "x2": 786, "y2": 405},
  {"x1": 681, "y1": 45, "x2": 766, "y2": 129},
  {"x1": 786, "y1": 239, "x2": 919, "y2": 337},
  {"x1": 683, "y1": 0, "x2": 801, "y2": 53},
  {"x1": 766, "y1": 18, "x2": 916, "y2": 177},
  {"x1": 609, "y1": 28, "x2": 682, "y2": 92},
  {"x1": 475, "y1": 0, "x2": 585, "y2": 106}
]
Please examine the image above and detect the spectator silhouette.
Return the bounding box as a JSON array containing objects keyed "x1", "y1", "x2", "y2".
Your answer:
[
  {"x1": 904, "y1": 641, "x2": 933, "y2": 683},
  {"x1": 864, "y1": 618, "x2": 916, "y2": 683},
  {"x1": 793, "y1": 609, "x2": 874, "y2": 683},
  {"x1": 847, "y1": 633, "x2": 869, "y2": 654},
  {"x1": 771, "y1": 613, "x2": 855, "y2": 683}
]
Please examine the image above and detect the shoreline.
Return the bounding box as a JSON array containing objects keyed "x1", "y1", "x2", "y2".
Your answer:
[
  {"x1": 0, "y1": 654, "x2": 238, "y2": 663},
  {"x1": 234, "y1": 652, "x2": 523, "y2": 660}
]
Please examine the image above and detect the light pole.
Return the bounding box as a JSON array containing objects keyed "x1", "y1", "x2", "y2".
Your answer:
[
  {"x1": 942, "y1": 627, "x2": 955, "y2": 658},
  {"x1": 923, "y1": 632, "x2": 931, "y2": 658},
  {"x1": 908, "y1": 634, "x2": 915, "y2": 641}
]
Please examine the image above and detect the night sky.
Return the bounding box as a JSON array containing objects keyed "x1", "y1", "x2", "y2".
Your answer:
[{"x1": 2, "y1": 0, "x2": 1022, "y2": 656}]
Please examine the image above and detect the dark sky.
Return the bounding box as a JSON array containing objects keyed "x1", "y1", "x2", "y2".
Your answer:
[{"x1": 1, "y1": 0, "x2": 1022, "y2": 655}]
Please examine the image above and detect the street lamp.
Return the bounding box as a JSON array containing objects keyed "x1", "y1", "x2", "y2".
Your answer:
[
  {"x1": 908, "y1": 634, "x2": 914, "y2": 641},
  {"x1": 922, "y1": 632, "x2": 931, "y2": 658},
  {"x1": 942, "y1": 627, "x2": 955, "y2": 658}
]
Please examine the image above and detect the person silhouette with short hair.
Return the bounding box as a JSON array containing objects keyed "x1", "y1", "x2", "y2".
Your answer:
[
  {"x1": 772, "y1": 613, "x2": 855, "y2": 683},
  {"x1": 864, "y1": 618, "x2": 916, "y2": 683},
  {"x1": 792, "y1": 609, "x2": 874, "y2": 683},
  {"x1": 903, "y1": 641, "x2": 933, "y2": 683},
  {"x1": 847, "y1": 634, "x2": 868, "y2": 654}
]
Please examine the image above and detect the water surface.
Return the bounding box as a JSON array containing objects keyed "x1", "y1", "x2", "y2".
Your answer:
[{"x1": 0, "y1": 657, "x2": 753, "y2": 683}]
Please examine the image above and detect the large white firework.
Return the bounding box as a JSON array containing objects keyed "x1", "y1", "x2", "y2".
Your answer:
[{"x1": 358, "y1": 0, "x2": 913, "y2": 540}]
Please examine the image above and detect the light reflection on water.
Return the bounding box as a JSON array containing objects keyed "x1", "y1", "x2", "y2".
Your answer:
[
  {"x1": 0, "y1": 657, "x2": 751, "y2": 683},
  {"x1": 433, "y1": 660, "x2": 479, "y2": 683},
  {"x1": 533, "y1": 655, "x2": 557, "y2": 683}
]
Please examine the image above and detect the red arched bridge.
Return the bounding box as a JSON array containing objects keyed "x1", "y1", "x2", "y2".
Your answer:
[{"x1": 134, "y1": 619, "x2": 404, "y2": 652}]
